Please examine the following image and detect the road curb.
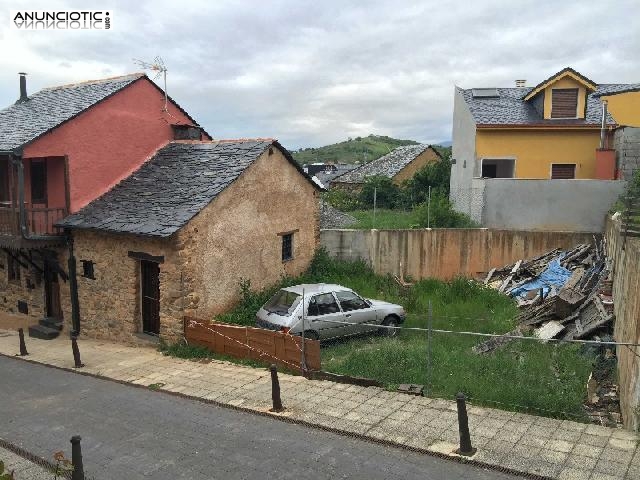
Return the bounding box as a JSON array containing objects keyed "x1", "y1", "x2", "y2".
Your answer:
[{"x1": 1, "y1": 351, "x2": 554, "y2": 480}]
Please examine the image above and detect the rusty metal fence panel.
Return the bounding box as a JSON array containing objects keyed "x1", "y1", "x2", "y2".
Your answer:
[{"x1": 184, "y1": 317, "x2": 321, "y2": 372}]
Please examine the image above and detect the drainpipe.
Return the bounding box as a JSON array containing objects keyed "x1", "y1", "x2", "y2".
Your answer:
[
  {"x1": 600, "y1": 100, "x2": 608, "y2": 149},
  {"x1": 8, "y1": 153, "x2": 80, "y2": 334}
]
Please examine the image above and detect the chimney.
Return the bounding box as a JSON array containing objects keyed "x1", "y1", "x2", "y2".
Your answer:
[
  {"x1": 16, "y1": 72, "x2": 28, "y2": 103},
  {"x1": 515, "y1": 79, "x2": 526, "y2": 88}
]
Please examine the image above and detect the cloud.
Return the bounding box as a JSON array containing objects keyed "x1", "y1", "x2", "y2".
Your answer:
[{"x1": 0, "y1": 0, "x2": 637, "y2": 148}]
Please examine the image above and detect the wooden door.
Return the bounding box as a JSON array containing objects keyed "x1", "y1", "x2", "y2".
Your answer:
[{"x1": 141, "y1": 260, "x2": 160, "y2": 335}]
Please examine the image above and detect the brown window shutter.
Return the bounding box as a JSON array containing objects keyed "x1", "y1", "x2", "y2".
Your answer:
[
  {"x1": 551, "y1": 89, "x2": 578, "y2": 118},
  {"x1": 551, "y1": 164, "x2": 576, "y2": 179}
]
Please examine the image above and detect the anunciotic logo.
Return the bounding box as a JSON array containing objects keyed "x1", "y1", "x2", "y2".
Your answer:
[{"x1": 11, "y1": 10, "x2": 111, "y2": 30}]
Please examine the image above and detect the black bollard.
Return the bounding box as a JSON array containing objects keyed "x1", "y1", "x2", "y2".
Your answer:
[
  {"x1": 18, "y1": 328, "x2": 28, "y2": 356},
  {"x1": 71, "y1": 335, "x2": 84, "y2": 368},
  {"x1": 455, "y1": 392, "x2": 476, "y2": 457},
  {"x1": 270, "y1": 364, "x2": 284, "y2": 412},
  {"x1": 70, "y1": 435, "x2": 85, "y2": 480}
]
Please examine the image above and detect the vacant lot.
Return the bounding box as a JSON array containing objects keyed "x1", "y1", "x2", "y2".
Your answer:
[{"x1": 214, "y1": 250, "x2": 594, "y2": 420}]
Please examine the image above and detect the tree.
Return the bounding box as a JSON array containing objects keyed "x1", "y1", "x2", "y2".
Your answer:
[{"x1": 359, "y1": 176, "x2": 400, "y2": 209}]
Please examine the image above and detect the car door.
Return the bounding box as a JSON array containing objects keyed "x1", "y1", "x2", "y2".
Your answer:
[
  {"x1": 306, "y1": 292, "x2": 347, "y2": 339},
  {"x1": 334, "y1": 290, "x2": 378, "y2": 333}
]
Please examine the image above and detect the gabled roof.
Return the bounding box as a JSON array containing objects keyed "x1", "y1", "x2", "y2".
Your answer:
[
  {"x1": 459, "y1": 83, "x2": 626, "y2": 127},
  {"x1": 523, "y1": 67, "x2": 597, "y2": 101},
  {"x1": 57, "y1": 140, "x2": 320, "y2": 237},
  {"x1": 592, "y1": 84, "x2": 640, "y2": 98},
  {"x1": 0, "y1": 73, "x2": 210, "y2": 152},
  {"x1": 332, "y1": 144, "x2": 439, "y2": 184}
]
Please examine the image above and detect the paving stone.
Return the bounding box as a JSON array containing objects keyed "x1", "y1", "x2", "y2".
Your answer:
[
  {"x1": 593, "y1": 458, "x2": 631, "y2": 477},
  {"x1": 600, "y1": 446, "x2": 635, "y2": 465},
  {"x1": 547, "y1": 439, "x2": 575, "y2": 453},
  {"x1": 581, "y1": 433, "x2": 612, "y2": 448},
  {"x1": 558, "y1": 467, "x2": 593, "y2": 480},
  {"x1": 572, "y1": 444, "x2": 604, "y2": 459}
]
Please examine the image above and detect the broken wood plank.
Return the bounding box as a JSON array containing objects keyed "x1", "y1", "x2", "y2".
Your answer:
[
  {"x1": 484, "y1": 268, "x2": 496, "y2": 285},
  {"x1": 499, "y1": 259, "x2": 522, "y2": 292}
]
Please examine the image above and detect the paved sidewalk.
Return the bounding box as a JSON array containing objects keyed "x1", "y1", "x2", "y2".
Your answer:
[
  {"x1": 0, "y1": 447, "x2": 52, "y2": 480},
  {"x1": 1, "y1": 332, "x2": 638, "y2": 480}
]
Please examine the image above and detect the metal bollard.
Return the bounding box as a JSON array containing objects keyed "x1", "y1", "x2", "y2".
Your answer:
[
  {"x1": 70, "y1": 435, "x2": 85, "y2": 480},
  {"x1": 270, "y1": 364, "x2": 284, "y2": 412},
  {"x1": 18, "y1": 328, "x2": 29, "y2": 356},
  {"x1": 71, "y1": 335, "x2": 84, "y2": 368},
  {"x1": 455, "y1": 392, "x2": 476, "y2": 457}
]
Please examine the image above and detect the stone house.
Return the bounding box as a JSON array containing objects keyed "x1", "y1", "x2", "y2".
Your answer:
[
  {"x1": 0, "y1": 72, "x2": 208, "y2": 337},
  {"x1": 330, "y1": 145, "x2": 442, "y2": 193},
  {"x1": 58, "y1": 140, "x2": 321, "y2": 343}
]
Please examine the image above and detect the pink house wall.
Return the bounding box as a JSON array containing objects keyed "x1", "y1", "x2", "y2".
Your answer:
[{"x1": 22, "y1": 78, "x2": 203, "y2": 213}]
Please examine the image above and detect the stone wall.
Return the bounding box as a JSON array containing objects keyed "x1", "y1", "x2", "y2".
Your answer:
[
  {"x1": 606, "y1": 216, "x2": 640, "y2": 431},
  {"x1": 321, "y1": 228, "x2": 595, "y2": 280},
  {"x1": 392, "y1": 147, "x2": 441, "y2": 185},
  {"x1": 614, "y1": 127, "x2": 640, "y2": 181},
  {"x1": 178, "y1": 146, "x2": 320, "y2": 319},
  {"x1": 69, "y1": 230, "x2": 183, "y2": 344},
  {"x1": 0, "y1": 249, "x2": 58, "y2": 322}
]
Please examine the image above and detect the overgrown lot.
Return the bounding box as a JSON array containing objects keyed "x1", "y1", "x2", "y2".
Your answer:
[{"x1": 215, "y1": 250, "x2": 594, "y2": 420}]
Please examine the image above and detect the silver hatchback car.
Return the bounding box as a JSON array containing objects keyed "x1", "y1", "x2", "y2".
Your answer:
[{"x1": 255, "y1": 284, "x2": 406, "y2": 340}]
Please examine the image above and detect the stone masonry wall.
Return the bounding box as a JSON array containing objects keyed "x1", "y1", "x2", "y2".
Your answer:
[
  {"x1": 614, "y1": 127, "x2": 640, "y2": 181},
  {"x1": 177, "y1": 146, "x2": 320, "y2": 320},
  {"x1": 0, "y1": 249, "x2": 55, "y2": 322},
  {"x1": 69, "y1": 230, "x2": 184, "y2": 344}
]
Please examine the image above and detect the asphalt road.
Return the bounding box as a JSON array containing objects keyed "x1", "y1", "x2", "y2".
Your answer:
[{"x1": 0, "y1": 356, "x2": 518, "y2": 479}]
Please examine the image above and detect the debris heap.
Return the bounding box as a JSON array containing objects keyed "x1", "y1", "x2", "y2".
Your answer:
[{"x1": 475, "y1": 241, "x2": 614, "y2": 353}]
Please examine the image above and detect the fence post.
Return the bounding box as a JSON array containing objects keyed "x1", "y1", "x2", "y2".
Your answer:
[
  {"x1": 455, "y1": 392, "x2": 476, "y2": 456},
  {"x1": 70, "y1": 435, "x2": 85, "y2": 480},
  {"x1": 426, "y1": 301, "x2": 432, "y2": 396},
  {"x1": 18, "y1": 328, "x2": 29, "y2": 356},
  {"x1": 71, "y1": 334, "x2": 84, "y2": 368},
  {"x1": 270, "y1": 364, "x2": 284, "y2": 412}
]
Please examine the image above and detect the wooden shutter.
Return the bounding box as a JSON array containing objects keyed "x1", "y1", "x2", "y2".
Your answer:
[
  {"x1": 551, "y1": 89, "x2": 578, "y2": 118},
  {"x1": 551, "y1": 164, "x2": 576, "y2": 179}
]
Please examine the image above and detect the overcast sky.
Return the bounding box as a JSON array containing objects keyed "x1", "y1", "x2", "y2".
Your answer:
[{"x1": 0, "y1": 0, "x2": 637, "y2": 149}]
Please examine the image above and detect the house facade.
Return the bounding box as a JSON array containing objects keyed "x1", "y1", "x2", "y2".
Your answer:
[
  {"x1": 450, "y1": 67, "x2": 636, "y2": 230},
  {"x1": 0, "y1": 72, "x2": 207, "y2": 337},
  {"x1": 58, "y1": 140, "x2": 320, "y2": 343},
  {"x1": 331, "y1": 144, "x2": 441, "y2": 193}
]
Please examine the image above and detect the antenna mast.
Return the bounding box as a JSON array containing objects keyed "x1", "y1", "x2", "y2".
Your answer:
[{"x1": 133, "y1": 56, "x2": 168, "y2": 111}]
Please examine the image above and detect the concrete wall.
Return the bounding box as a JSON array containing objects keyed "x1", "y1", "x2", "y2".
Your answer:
[
  {"x1": 449, "y1": 87, "x2": 477, "y2": 216},
  {"x1": 320, "y1": 228, "x2": 594, "y2": 280},
  {"x1": 472, "y1": 178, "x2": 626, "y2": 232},
  {"x1": 614, "y1": 127, "x2": 640, "y2": 181},
  {"x1": 606, "y1": 216, "x2": 640, "y2": 431}
]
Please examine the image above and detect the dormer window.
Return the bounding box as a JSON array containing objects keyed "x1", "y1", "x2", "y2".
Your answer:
[
  {"x1": 171, "y1": 125, "x2": 202, "y2": 141},
  {"x1": 551, "y1": 88, "x2": 579, "y2": 118}
]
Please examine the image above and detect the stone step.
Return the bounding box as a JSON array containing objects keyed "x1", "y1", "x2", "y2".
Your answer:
[
  {"x1": 39, "y1": 317, "x2": 63, "y2": 331},
  {"x1": 28, "y1": 324, "x2": 60, "y2": 340}
]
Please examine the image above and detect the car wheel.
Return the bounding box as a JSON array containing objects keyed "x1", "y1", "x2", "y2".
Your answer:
[
  {"x1": 302, "y1": 330, "x2": 319, "y2": 341},
  {"x1": 380, "y1": 316, "x2": 399, "y2": 337}
]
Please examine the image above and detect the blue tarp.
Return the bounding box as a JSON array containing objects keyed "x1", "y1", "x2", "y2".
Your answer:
[{"x1": 510, "y1": 256, "x2": 572, "y2": 299}]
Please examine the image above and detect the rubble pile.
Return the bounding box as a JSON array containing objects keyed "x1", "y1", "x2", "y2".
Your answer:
[{"x1": 475, "y1": 241, "x2": 614, "y2": 352}]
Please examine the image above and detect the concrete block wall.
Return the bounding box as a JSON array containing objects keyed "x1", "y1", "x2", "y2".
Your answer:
[
  {"x1": 614, "y1": 127, "x2": 640, "y2": 181},
  {"x1": 606, "y1": 216, "x2": 640, "y2": 431}
]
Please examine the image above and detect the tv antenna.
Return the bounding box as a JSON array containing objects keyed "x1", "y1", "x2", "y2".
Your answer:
[{"x1": 134, "y1": 56, "x2": 168, "y2": 111}]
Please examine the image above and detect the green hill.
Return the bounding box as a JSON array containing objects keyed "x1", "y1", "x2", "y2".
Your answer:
[{"x1": 291, "y1": 134, "x2": 420, "y2": 165}]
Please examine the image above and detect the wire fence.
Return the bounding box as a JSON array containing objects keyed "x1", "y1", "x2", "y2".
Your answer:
[{"x1": 300, "y1": 305, "x2": 622, "y2": 424}]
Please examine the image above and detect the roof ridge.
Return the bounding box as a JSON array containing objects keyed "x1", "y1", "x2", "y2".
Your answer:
[
  {"x1": 40, "y1": 72, "x2": 145, "y2": 92},
  {"x1": 215, "y1": 137, "x2": 275, "y2": 143}
]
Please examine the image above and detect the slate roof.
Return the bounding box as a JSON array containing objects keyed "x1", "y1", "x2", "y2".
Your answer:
[
  {"x1": 459, "y1": 83, "x2": 633, "y2": 127},
  {"x1": 0, "y1": 73, "x2": 145, "y2": 151},
  {"x1": 332, "y1": 145, "x2": 437, "y2": 184},
  {"x1": 57, "y1": 140, "x2": 318, "y2": 237}
]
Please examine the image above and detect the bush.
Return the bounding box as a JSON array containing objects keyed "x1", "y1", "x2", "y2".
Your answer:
[
  {"x1": 322, "y1": 189, "x2": 362, "y2": 211},
  {"x1": 413, "y1": 193, "x2": 478, "y2": 228}
]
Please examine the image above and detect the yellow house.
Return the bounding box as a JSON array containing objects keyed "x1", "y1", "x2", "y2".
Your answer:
[
  {"x1": 450, "y1": 67, "x2": 638, "y2": 216},
  {"x1": 598, "y1": 87, "x2": 640, "y2": 128}
]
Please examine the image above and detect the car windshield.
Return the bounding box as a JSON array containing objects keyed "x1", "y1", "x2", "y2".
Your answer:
[{"x1": 263, "y1": 289, "x2": 302, "y2": 316}]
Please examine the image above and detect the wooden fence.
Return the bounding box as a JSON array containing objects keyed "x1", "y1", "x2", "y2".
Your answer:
[
  {"x1": 623, "y1": 195, "x2": 640, "y2": 239},
  {"x1": 184, "y1": 317, "x2": 321, "y2": 372}
]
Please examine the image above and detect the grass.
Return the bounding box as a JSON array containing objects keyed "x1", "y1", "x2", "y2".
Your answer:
[
  {"x1": 347, "y1": 209, "x2": 420, "y2": 229},
  {"x1": 176, "y1": 249, "x2": 596, "y2": 420}
]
